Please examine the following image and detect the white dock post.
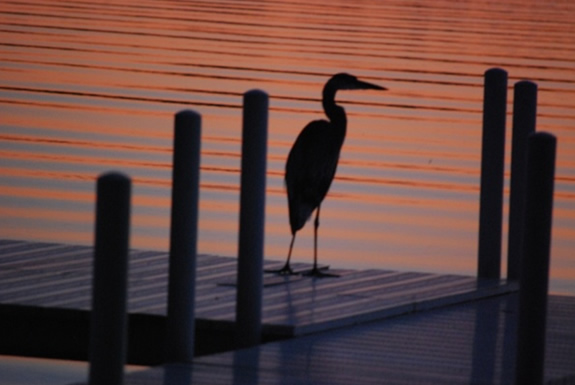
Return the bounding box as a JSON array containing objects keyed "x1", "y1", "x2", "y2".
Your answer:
[
  {"x1": 477, "y1": 68, "x2": 508, "y2": 280},
  {"x1": 515, "y1": 132, "x2": 556, "y2": 385},
  {"x1": 165, "y1": 110, "x2": 202, "y2": 363},
  {"x1": 507, "y1": 81, "x2": 537, "y2": 281},
  {"x1": 89, "y1": 172, "x2": 131, "y2": 385},
  {"x1": 235, "y1": 90, "x2": 268, "y2": 349}
]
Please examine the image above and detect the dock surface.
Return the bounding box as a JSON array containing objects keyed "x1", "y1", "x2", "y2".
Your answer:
[
  {"x1": 1, "y1": 239, "x2": 574, "y2": 383},
  {"x1": 82, "y1": 294, "x2": 575, "y2": 385},
  {"x1": 0, "y1": 239, "x2": 514, "y2": 334}
]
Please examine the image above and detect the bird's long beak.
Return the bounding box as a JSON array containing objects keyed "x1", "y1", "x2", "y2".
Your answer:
[{"x1": 357, "y1": 79, "x2": 387, "y2": 91}]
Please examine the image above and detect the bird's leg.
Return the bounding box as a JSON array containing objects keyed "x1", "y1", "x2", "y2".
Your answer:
[
  {"x1": 313, "y1": 205, "x2": 320, "y2": 272},
  {"x1": 265, "y1": 234, "x2": 297, "y2": 275},
  {"x1": 304, "y1": 206, "x2": 338, "y2": 278},
  {"x1": 282, "y1": 234, "x2": 296, "y2": 274}
]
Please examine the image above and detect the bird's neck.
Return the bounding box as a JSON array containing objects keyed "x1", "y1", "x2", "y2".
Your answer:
[{"x1": 322, "y1": 89, "x2": 347, "y2": 140}]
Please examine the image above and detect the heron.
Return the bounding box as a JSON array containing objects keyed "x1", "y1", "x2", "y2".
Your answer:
[{"x1": 274, "y1": 73, "x2": 386, "y2": 276}]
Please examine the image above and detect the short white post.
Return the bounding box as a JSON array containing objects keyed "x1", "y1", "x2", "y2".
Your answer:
[
  {"x1": 515, "y1": 132, "x2": 556, "y2": 385},
  {"x1": 235, "y1": 90, "x2": 268, "y2": 349},
  {"x1": 507, "y1": 81, "x2": 537, "y2": 280},
  {"x1": 89, "y1": 172, "x2": 131, "y2": 385},
  {"x1": 477, "y1": 68, "x2": 508, "y2": 279},
  {"x1": 165, "y1": 110, "x2": 202, "y2": 363}
]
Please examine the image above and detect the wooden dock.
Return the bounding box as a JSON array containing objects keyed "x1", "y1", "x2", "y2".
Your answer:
[
  {"x1": 0, "y1": 239, "x2": 517, "y2": 364},
  {"x1": 110, "y1": 294, "x2": 575, "y2": 385}
]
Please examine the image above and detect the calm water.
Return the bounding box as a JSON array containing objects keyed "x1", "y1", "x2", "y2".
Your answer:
[{"x1": 1, "y1": 0, "x2": 574, "y2": 293}]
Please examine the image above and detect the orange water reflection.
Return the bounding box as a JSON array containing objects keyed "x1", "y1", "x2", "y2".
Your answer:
[{"x1": 1, "y1": 0, "x2": 574, "y2": 294}]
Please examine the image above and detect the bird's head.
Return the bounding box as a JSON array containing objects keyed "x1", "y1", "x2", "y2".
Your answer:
[{"x1": 327, "y1": 73, "x2": 387, "y2": 92}]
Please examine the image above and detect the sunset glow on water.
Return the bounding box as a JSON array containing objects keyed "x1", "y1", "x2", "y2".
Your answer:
[{"x1": 1, "y1": 0, "x2": 574, "y2": 293}]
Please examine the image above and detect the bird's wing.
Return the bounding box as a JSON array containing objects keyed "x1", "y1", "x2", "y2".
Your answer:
[{"x1": 285, "y1": 120, "x2": 342, "y2": 233}]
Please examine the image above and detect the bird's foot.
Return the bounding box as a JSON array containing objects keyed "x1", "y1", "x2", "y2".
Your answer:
[
  {"x1": 265, "y1": 264, "x2": 298, "y2": 276},
  {"x1": 302, "y1": 266, "x2": 339, "y2": 278}
]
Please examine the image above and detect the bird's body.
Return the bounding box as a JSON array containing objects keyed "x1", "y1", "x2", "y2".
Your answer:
[
  {"x1": 275, "y1": 73, "x2": 386, "y2": 276},
  {"x1": 286, "y1": 119, "x2": 344, "y2": 234}
]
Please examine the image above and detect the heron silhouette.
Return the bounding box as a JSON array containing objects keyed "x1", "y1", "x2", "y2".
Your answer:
[{"x1": 273, "y1": 73, "x2": 386, "y2": 276}]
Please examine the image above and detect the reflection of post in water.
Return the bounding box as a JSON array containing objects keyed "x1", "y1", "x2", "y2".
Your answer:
[
  {"x1": 499, "y1": 296, "x2": 517, "y2": 384},
  {"x1": 470, "y1": 294, "x2": 517, "y2": 384},
  {"x1": 471, "y1": 296, "x2": 500, "y2": 384},
  {"x1": 162, "y1": 363, "x2": 193, "y2": 385},
  {"x1": 233, "y1": 348, "x2": 260, "y2": 385}
]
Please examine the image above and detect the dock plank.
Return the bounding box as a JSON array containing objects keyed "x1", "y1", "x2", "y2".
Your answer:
[
  {"x1": 0, "y1": 239, "x2": 521, "y2": 363},
  {"x1": 0, "y1": 240, "x2": 517, "y2": 338}
]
